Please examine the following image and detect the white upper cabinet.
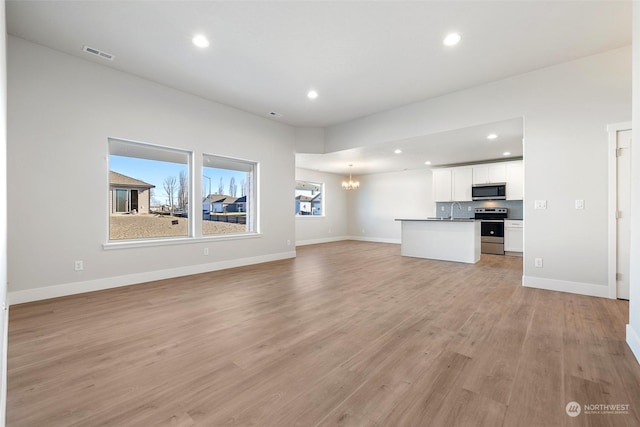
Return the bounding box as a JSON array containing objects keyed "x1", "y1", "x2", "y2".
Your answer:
[
  {"x1": 452, "y1": 167, "x2": 473, "y2": 202},
  {"x1": 472, "y1": 166, "x2": 488, "y2": 185},
  {"x1": 432, "y1": 169, "x2": 452, "y2": 202},
  {"x1": 506, "y1": 161, "x2": 524, "y2": 200},
  {"x1": 434, "y1": 160, "x2": 523, "y2": 202},
  {"x1": 473, "y1": 163, "x2": 507, "y2": 184}
]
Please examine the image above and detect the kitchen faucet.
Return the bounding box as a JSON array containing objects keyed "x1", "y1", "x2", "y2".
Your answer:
[{"x1": 450, "y1": 202, "x2": 462, "y2": 220}]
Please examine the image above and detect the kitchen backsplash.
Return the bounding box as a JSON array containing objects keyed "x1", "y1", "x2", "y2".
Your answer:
[{"x1": 435, "y1": 200, "x2": 524, "y2": 220}]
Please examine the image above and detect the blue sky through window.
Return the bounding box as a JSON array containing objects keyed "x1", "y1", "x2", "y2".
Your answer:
[{"x1": 110, "y1": 155, "x2": 247, "y2": 205}]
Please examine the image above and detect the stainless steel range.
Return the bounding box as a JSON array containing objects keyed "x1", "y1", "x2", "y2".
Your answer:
[{"x1": 474, "y1": 208, "x2": 508, "y2": 255}]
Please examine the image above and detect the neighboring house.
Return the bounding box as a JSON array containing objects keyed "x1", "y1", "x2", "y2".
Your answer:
[
  {"x1": 295, "y1": 193, "x2": 322, "y2": 216},
  {"x1": 295, "y1": 195, "x2": 313, "y2": 215},
  {"x1": 310, "y1": 193, "x2": 322, "y2": 216},
  {"x1": 227, "y1": 196, "x2": 246, "y2": 213},
  {"x1": 202, "y1": 194, "x2": 237, "y2": 213},
  {"x1": 109, "y1": 171, "x2": 155, "y2": 214}
]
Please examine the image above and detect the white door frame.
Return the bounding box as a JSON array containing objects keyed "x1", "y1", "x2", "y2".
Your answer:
[{"x1": 608, "y1": 121, "x2": 632, "y2": 299}]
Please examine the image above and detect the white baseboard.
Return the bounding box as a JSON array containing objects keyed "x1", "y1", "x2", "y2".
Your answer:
[
  {"x1": 8, "y1": 251, "x2": 297, "y2": 305},
  {"x1": 346, "y1": 236, "x2": 402, "y2": 244},
  {"x1": 627, "y1": 324, "x2": 640, "y2": 365},
  {"x1": 522, "y1": 276, "x2": 610, "y2": 298},
  {"x1": 295, "y1": 236, "x2": 350, "y2": 246}
]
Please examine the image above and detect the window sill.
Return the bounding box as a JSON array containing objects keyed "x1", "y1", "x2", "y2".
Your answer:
[{"x1": 103, "y1": 232, "x2": 262, "y2": 250}]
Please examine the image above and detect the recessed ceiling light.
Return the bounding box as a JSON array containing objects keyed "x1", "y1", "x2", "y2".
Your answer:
[
  {"x1": 503, "y1": 151, "x2": 511, "y2": 156},
  {"x1": 192, "y1": 35, "x2": 210, "y2": 48},
  {"x1": 394, "y1": 149, "x2": 403, "y2": 154},
  {"x1": 425, "y1": 161, "x2": 431, "y2": 165},
  {"x1": 487, "y1": 133, "x2": 498, "y2": 140},
  {"x1": 307, "y1": 90, "x2": 318, "y2": 99},
  {"x1": 443, "y1": 32, "x2": 461, "y2": 46}
]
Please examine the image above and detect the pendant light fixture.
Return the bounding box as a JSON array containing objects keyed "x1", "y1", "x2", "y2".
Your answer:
[{"x1": 342, "y1": 164, "x2": 360, "y2": 190}]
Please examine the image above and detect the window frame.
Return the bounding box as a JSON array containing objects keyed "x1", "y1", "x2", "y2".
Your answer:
[
  {"x1": 106, "y1": 137, "x2": 194, "y2": 246},
  {"x1": 104, "y1": 138, "x2": 262, "y2": 249},
  {"x1": 201, "y1": 153, "x2": 260, "y2": 238}
]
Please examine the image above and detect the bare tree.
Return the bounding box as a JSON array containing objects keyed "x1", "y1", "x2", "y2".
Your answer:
[
  {"x1": 240, "y1": 179, "x2": 246, "y2": 197},
  {"x1": 177, "y1": 170, "x2": 188, "y2": 210},
  {"x1": 218, "y1": 176, "x2": 224, "y2": 195},
  {"x1": 163, "y1": 176, "x2": 177, "y2": 211},
  {"x1": 150, "y1": 188, "x2": 162, "y2": 207},
  {"x1": 229, "y1": 177, "x2": 237, "y2": 198}
]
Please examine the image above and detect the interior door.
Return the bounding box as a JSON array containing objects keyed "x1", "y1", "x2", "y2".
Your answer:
[{"x1": 617, "y1": 129, "x2": 632, "y2": 300}]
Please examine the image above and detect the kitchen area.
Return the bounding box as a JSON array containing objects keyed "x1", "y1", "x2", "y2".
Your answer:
[{"x1": 396, "y1": 159, "x2": 523, "y2": 263}]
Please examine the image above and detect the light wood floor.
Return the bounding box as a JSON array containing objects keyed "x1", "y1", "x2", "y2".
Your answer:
[{"x1": 7, "y1": 241, "x2": 640, "y2": 426}]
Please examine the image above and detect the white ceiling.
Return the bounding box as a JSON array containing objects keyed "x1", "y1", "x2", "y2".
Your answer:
[
  {"x1": 296, "y1": 117, "x2": 524, "y2": 175},
  {"x1": 6, "y1": 1, "x2": 631, "y2": 130}
]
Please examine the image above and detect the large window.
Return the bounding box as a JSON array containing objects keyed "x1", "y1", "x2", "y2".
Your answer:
[
  {"x1": 295, "y1": 180, "x2": 323, "y2": 216},
  {"x1": 109, "y1": 138, "x2": 191, "y2": 241},
  {"x1": 202, "y1": 154, "x2": 257, "y2": 235}
]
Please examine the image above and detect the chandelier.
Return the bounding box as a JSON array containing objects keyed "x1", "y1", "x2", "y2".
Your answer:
[{"x1": 342, "y1": 164, "x2": 360, "y2": 190}]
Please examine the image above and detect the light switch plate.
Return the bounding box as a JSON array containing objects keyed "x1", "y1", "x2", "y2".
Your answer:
[
  {"x1": 534, "y1": 200, "x2": 547, "y2": 210},
  {"x1": 575, "y1": 199, "x2": 584, "y2": 210}
]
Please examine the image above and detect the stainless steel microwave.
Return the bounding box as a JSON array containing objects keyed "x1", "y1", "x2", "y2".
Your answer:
[{"x1": 472, "y1": 183, "x2": 507, "y2": 200}]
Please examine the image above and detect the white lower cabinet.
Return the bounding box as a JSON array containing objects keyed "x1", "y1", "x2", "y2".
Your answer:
[{"x1": 504, "y1": 220, "x2": 523, "y2": 253}]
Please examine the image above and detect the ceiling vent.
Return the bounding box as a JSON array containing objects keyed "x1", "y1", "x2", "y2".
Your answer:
[
  {"x1": 268, "y1": 111, "x2": 283, "y2": 118},
  {"x1": 82, "y1": 45, "x2": 114, "y2": 61}
]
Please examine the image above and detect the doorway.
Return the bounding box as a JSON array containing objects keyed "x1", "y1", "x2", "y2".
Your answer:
[
  {"x1": 608, "y1": 123, "x2": 632, "y2": 299},
  {"x1": 130, "y1": 190, "x2": 138, "y2": 212}
]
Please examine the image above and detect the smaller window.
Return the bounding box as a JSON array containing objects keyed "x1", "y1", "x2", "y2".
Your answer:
[
  {"x1": 295, "y1": 180, "x2": 324, "y2": 216},
  {"x1": 202, "y1": 154, "x2": 258, "y2": 235}
]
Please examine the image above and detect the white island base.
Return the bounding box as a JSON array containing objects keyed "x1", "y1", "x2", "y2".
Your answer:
[{"x1": 396, "y1": 219, "x2": 481, "y2": 264}]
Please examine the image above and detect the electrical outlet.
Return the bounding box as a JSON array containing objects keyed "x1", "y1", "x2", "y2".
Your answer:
[
  {"x1": 203, "y1": 248, "x2": 209, "y2": 256},
  {"x1": 287, "y1": 240, "x2": 291, "y2": 246},
  {"x1": 74, "y1": 260, "x2": 83, "y2": 271},
  {"x1": 361, "y1": 229, "x2": 366, "y2": 234},
  {"x1": 534, "y1": 200, "x2": 547, "y2": 210},
  {"x1": 534, "y1": 258, "x2": 543, "y2": 268},
  {"x1": 441, "y1": 206, "x2": 445, "y2": 212},
  {"x1": 468, "y1": 206, "x2": 472, "y2": 212},
  {"x1": 575, "y1": 199, "x2": 584, "y2": 210}
]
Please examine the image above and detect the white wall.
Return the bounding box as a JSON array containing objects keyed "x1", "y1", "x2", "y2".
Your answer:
[
  {"x1": 627, "y1": 3, "x2": 640, "y2": 363},
  {"x1": 0, "y1": 0, "x2": 8, "y2": 422},
  {"x1": 327, "y1": 47, "x2": 631, "y2": 298},
  {"x1": 294, "y1": 127, "x2": 325, "y2": 154},
  {"x1": 348, "y1": 169, "x2": 434, "y2": 243},
  {"x1": 295, "y1": 168, "x2": 349, "y2": 245},
  {"x1": 7, "y1": 36, "x2": 296, "y2": 303}
]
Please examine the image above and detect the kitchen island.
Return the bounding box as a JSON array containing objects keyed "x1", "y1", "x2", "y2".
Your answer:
[{"x1": 395, "y1": 218, "x2": 481, "y2": 264}]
